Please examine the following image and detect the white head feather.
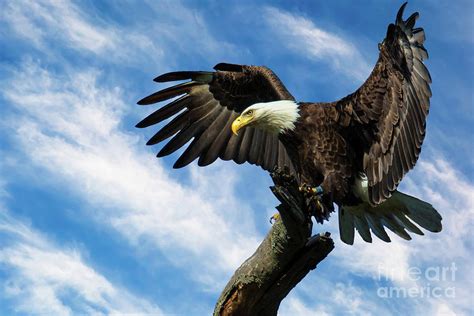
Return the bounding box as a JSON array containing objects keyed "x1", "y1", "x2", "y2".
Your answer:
[{"x1": 241, "y1": 100, "x2": 300, "y2": 134}]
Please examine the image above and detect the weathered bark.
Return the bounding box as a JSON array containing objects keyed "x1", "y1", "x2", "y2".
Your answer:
[{"x1": 214, "y1": 170, "x2": 335, "y2": 316}]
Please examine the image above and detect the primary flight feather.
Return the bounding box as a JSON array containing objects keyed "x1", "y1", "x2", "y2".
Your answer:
[{"x1": 137, "y1": 3, "x2": 441, "y2": 244}]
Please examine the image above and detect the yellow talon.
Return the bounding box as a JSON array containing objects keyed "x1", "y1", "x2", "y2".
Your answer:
[
  {"x1": 316, "y1": 199, "x2": 323, "y2": 212},
  {"x1": 270, "y1": 212, "x2": 281, "y2": 224}
]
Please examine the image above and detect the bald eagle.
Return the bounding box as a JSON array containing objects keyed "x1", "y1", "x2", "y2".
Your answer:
[{"x1": 137, "y1": 3, "x2": 442, "y2": 244}]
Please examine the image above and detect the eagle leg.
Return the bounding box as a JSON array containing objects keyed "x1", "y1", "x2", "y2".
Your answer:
[{"x1": 269, "y1": 212, "x2": 280, "y2": 224}]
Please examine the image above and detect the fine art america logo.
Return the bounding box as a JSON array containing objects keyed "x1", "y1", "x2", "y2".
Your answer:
[{"x1": 376, "y1": 263, "x2": 457, "y2": 298}]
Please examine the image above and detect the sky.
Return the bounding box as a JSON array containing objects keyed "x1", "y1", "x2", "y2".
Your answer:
[{"x1": 0, "y1": 0, "x2": 473, "y2": 315}]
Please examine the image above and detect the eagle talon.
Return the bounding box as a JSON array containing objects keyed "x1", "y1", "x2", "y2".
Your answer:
[
  {"x1": 315, "y1": 199, "x2": 323, "y2": 213},
  {"x1": 308, "y1": 197, "x2": 324, "y2": 220},
  {"x1": 299, "y1": 184, "x2": 309, "y2": 193},
  {"x1": 270, "y1": 212, "x2": 281, "y2": 224}
]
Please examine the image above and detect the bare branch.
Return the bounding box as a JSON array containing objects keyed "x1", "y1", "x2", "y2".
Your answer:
[{"x1": 214, "y1": 170, "x2": 335, "y2": 316}]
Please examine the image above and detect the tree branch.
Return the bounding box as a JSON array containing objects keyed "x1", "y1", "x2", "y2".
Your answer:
[{"x1": 213, "y1": 170, "x2": 335, "y2": 316}]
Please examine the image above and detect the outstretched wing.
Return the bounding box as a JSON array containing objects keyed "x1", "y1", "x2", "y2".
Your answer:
[
  {"x1": 137, "y1": 63, "x2": 295, "y2": 171},
  {"x1": 336, "y1": 3, "x2": 432, "y2": 205}
]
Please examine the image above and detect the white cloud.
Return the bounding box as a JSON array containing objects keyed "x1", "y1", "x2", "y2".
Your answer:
[
  {"x1": 400, "y1": 158, "x2": 474, "y2": 315},
  {"x1": 142, "y1": 1, "x2": 238, "y2": 62},
  {"x1": 279, "y1": 297, "x2": 331, "y2": 316},
  {"x1": 0, "y1": 210, "x2": 163, "y2": 316},
  {"x1": 2, "y1": 60, "x2": 261, "y2": 290},
  {"x1": 1, "y1": 0, "x2": 116, "y2": 54},
  {"x1": 263, "y1": 7, "x2": 371, "y2": 81},
  {"x1": 280, "y1": 278, "x2": 392, "y2": 316},
  {"x1": 0, "y1": 0, "x2": 237, "y2": 68}
]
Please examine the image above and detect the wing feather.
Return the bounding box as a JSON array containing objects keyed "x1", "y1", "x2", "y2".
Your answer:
[
  {"x1": 137, "y1": 82, "x2": 200, "y2": 105},
  {"x1": 198, "y1": 113, "x2": 235, "y2": 166},
  {"x1": 249, "y1": 129, "x2": 264, "y2": 165},
  {"x1": 178, "y1": 108, "x2": 230, "y2": 167},
  {"x1": 146, "y1": 110, "x2": 190, "y2": 145},
  {"x1": 136, "y1": 95, "x2": 189, "y2": 128},
  {"x1": 237, "y1": 128, "x2": 254, "y2": 164},
  {"x1": 336, "y1": 3, "x2": 432, "y2": 205},
  {"x1": 173, "y1": 107, "x2": 226, "y2": 168},
  {"x1": 158, "y1": 103, "x2": 222, "y2": 158}
]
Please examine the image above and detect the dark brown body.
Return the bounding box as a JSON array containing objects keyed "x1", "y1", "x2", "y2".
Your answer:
[{"x1": 281, "y1": 102, "x2": 358, "y2": 208}]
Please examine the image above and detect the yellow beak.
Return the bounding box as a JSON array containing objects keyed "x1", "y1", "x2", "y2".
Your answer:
[
  {"x1": 231, "y1": 117, "x2": 242, "y2": 135},
  {"x1": 231, "y1": 115, "x2": 253, "y2": 135}
]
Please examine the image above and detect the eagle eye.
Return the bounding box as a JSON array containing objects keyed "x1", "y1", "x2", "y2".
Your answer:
[{"x1": 245, "y1": 110, "x2": 254, "y2": 116}]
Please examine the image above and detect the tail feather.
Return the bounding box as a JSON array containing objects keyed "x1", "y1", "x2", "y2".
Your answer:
[
  {"x1": 381, "y1": 214, "x2": 411, "y2": 240},
  {"x1": 338, "y1": 207, "x2": 355, "y2": 245},
  {"x1": 365, "y1": 213, "x2": 391, "y2": 242},
  {"x1": 353, "y1": 214, "x2": 372, "y2": 243},
  {"x1": 339, "y1": 190, "x2": 442, "y2": 244},
  {"x1": 397, "y1": 191, "x2": 442, "y2": 232},
  {"x1": 392, "y1": 212, "x2": 424, "y2": 235}
]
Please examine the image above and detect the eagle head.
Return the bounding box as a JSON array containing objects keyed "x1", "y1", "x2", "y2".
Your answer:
[{"x1": 231, "y1": 100, "x2": 299, "y2": 135}]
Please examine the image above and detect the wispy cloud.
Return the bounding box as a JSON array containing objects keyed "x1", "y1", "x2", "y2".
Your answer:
[
  {"x1": 0, "y1": 0, "x2": 238, "y2": 68},
  {"x1": 0, "y1": 210, "x2": 163, "y2": 316},
  {"x1": 280, "y1": 279, "x2": 392, "y2": 316},
  {"x1": 1, "y1": 0, "x2": 117, "y2": 54},
  {"x1": 263, "y1": 7, "x2": 371, "y2": 81}
]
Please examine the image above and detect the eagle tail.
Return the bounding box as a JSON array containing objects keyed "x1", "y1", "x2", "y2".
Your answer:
[{"x1": 339, "y1": 191, "x2": 442, "y2": 245}]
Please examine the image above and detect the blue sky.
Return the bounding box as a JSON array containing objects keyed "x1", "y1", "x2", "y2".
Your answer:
[{"x1": 0, "y1": 0, "x2": 473, "y2": 315}]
